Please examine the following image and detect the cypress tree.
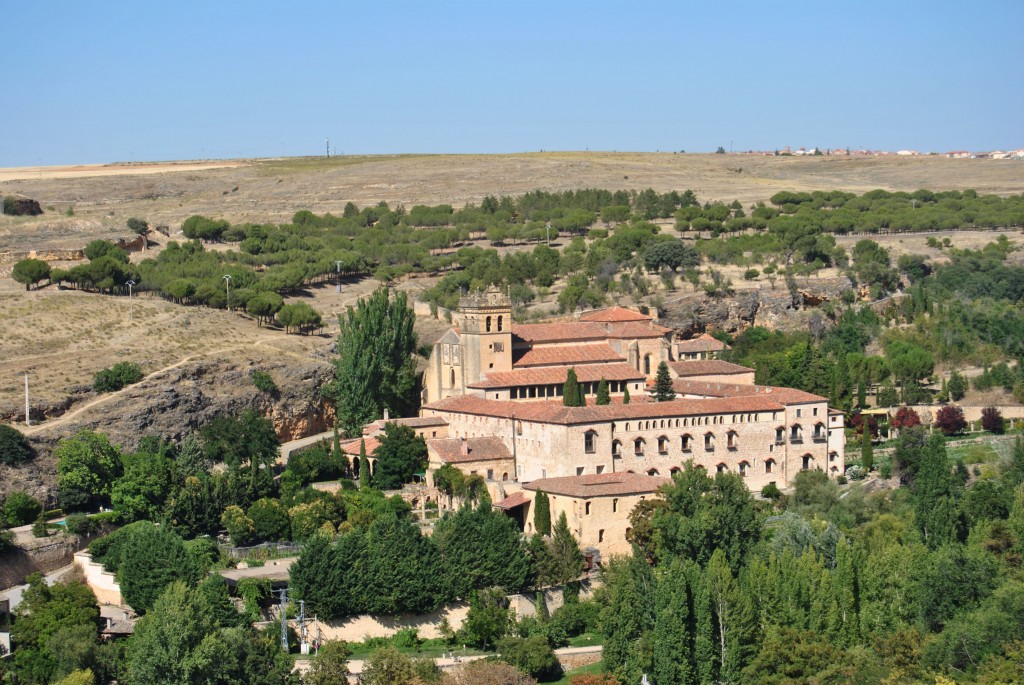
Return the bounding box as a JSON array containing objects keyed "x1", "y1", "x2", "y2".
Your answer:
[
  {"x1": 332, "y1": 421, "x2": 342, "y2": 473},
  {"x1": 550, "y1": 512, "x2": 585, "y2": 585},
  {"x1": 833, "y1": 353, "x2": 850, "y2": 409},
  {"x1": 653, "y1": 560, "x2": 695, "y2": 685},
  {"x1": 857, "y1": 376, "x2": 867, "y2": 408},
  {"x1": 623, "y1": 386, "x2": 631, "y2": 404},
  {"x1": 534, "y1": 490, "x2": 551, "y2": 536},
  {"x1": 914, "y1": 433, "x2": 961, "y2": 548},
  {"x1": 861, "y1": 428, "x2": 873, "y2": 472},
  {"x1": 654, "y1": 361, "x2": 676, "y2": 402},
  {"x1": 563, "y1": 368, "x2": 581, "y2": 407},
  {"x1": 358, "y1": 439, "x2": 370, "y2": 489},
  {"x1": 595, "y1": 378, "x2": 611, "y2": 405},
  {"x1": 602, "y1": 549, "x2": 656, "y2": 684}
]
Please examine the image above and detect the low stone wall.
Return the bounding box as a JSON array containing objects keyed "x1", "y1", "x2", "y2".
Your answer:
[
  {"x1": 557, "y1": 647, "x2": 603, "y2": 671},
  {"x1": 508, "y1": 580, "x2": 595, "y2": 619},
  {"x1": 312, "y1": 602, "x2": 470, "y2": 641},
  {"x1": 73, "y1": 551, "x2": 123, "y2": 606}
]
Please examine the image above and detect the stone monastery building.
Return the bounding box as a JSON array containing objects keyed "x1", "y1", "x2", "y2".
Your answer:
[{"x1": 417, "y1": 289, "x2": 845, "y2": 559}]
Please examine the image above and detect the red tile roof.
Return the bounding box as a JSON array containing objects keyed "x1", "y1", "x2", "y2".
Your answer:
[
  {"x1": 524, "y1": 472, "x2": 671, "y2": 498},
  {"x1": 512, "y1": 320, "x2": 671, "y2": 343},
  {"x1": 467, "y1": 362, "x2": 643, "y2": 389},
  {"x1": 493, "y1": 491, "x2": 530, "y2": 509},
  {"x1": 427, "y1": 436, "x2": 511, "y2": 463},
  {"x1": 513, "y1": 343, "x2": 624, "y2": 368},
  {"x1": 363, "y1": 416, "x2": 449, "y2": 435},
  {"x1": 671, "y1": 379, "x2": 826, "y2": 404},
  {"x1": 422, "y1": 393, "x2": 788, "y2": 425},
  {"x1": 579, "y1": 306, "x2": 652, "y2": 323},
  {"x1": 676, "y1": 333, "x2": 729, "y2": 352},
  {"x1": 337, "y1": 436, "x2": 381, "y2": 456},
  {"x1": 669, "y1": 360, "x2": 754, "y2": 377}
]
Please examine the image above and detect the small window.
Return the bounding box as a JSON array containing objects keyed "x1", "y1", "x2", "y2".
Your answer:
[
  {"x1": 704, "y1": 433, "x2": 715, "y2": 451},
  {"x1": 716, "y1": 463, "x2": 728, "y2": 474},
  {"x1": 596, "y1": 465, "x2": 605, "y2": 474},
  {"x1": 657, "y1": 436, "x2": 669, "y2": 454},
  {"x1": 813, "y1": 407, "x2": 819, "y2": 416},
  {"x1": 738, "y1": 461, "x2": 749, "y2": 477},
  {"x1": 598, "y1": 529, "x2": 605, "y2": 543},
  {"x1": 727, "y1": 431, "x2": 738, "y2": 450},
  {"x1": 585, "y1": 502, "x2": 591, "y2": 515},
  {"x1": 634, "y1": 438, "x2": 645, "y2": 456},
  {"x1": 487, "y1": 469, "x2": 494, "y2": 480},
  {"x1": 612, "y1": 440, "x2": 622, "y2": 457},
  {"x1": 576, "y1": 466, "x2": 585, "y2": 476},
  {"x1": 486, "y1": 316, "x2": 492, "y2": 332},
  {"x1": 584, "y1": 431, "x2": 597, "y2": 454},
  {"x1": 497, "y1": 315, "x2": 503, "y2": 332},
  {"x1": 612, "y1": 498, "x2": 619, "y2": 513},
  {"x1": 765, "y1": 459, "x2": 775, "y2": 474},
  {"x1": 802, "y1": 454, "x2": 813, "y2": 470},
  {"x1": 647, "y1": 468, "x2": 660, "y2": 476},
  {"x1": 796, "y1": 408, "x2": 802, "y2": 418},
  {"x1": 502, "y1": 472, "x2": 509, "y2": 481},
  {"x1": 681, "y1": 434, "x2": 692, "y2": 451}
]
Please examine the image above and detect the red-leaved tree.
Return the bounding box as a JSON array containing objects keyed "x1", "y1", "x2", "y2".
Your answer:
[
  {"x1": 981, "y1": 406, "x2": 1005, "y2": 434},
  {"x1": 935, "y1": 405, "x2": 968, "y2": 436},
  {"x1": 891, "y1": 406, "x2": 922, "y2": 430}
]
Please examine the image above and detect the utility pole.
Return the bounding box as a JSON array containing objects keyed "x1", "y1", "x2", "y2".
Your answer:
[
  {"x1": 334, "y1": 260, "x2": 344, "y2": 293},
  {"x1": 24, "y1": 373, "x2": 30, "y2": 426},
  {"x1": 326, "y1": 138, "x2": 330, "y2": 158},
  {"x1": 298, "y1": 600, "x2": 307, "y2": 654},
  {"x1": 223, "y1": 274, "x2": 232, "y2": 311},
  {"x1": 125, "y1": 280, "x2": 135, "y2": 321},
  {"x1": 278, "y1": 588, "x2": 288, "y2": 652}
]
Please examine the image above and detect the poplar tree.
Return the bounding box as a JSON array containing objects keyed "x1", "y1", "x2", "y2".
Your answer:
[
  {"x1": 653, "y1": 560, "x2": 696, "y2": 685},
  {"x1": 595, "y1": 378, "x2": 611, "y2": 405},
  {"x1": 654, "y1": 361, "x2": 676, "y2": 402},
  {"x1": 602, "y1": 550, "x2": 656, "y2": 684}
]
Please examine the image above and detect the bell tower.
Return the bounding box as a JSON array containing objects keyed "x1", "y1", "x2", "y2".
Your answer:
[{"x1": 458, "y1": 287, "x2": 513, "y2": 387}]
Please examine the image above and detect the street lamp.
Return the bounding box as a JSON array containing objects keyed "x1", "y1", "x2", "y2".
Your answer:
[
  {"x1": 125, "y1": 280, "x2": 136, "y2": 320},
  {"x1": 223, "y1": 274, "x2": 232, "y2": 311},
  {"x1": 334, "y1": 260, "x2": 344, "y2": 294}
]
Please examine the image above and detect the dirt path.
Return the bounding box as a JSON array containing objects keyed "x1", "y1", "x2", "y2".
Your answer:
[{"x1": 22, "y1": 335, "x2": 285, "y2": 436}]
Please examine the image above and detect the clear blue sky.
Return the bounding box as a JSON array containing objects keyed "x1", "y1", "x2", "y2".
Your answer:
[{"x1": 3, "y1": 0, "x2": 1022, "y2": 166}]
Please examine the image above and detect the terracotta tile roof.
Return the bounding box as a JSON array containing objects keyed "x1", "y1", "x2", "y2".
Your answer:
[
  {"x1": 671, "y1": 380, "x2": 827, "y2": 404},
  {"x1": 579, "y1": 306, "x2": 652, "y2": 323},
  {"x1": 676, "y1": 333, "x2": 729, "y2": 352},
  {"x1": 422, "y1": 394, "x2": 788, "y2": 425},
  {"x1": 427, "y1": 436, "x2": 511, "y2": 463},
  {"x1": 363, "y1": 416, "x2": 448, "y2": 434},
  {"x1": 524, "y1": 472, "x2": 671, "y2": 498},
  {"x1": 493, "y1": 491, "x2": 529, "y2": 509},
  {"x1": 514, "y1": 343, "x2": 624, "y2": 368},
  {"x1": 669, "y1": 360, "x2": 754, "y2": 377},
  {"x1": 467, "y1": 362, "x2": 643, "y2": 389},
  {"x1": 337, "y1": 436, "x2": 380, "y2": 456},
  {"x1": 512, "y1": 320, "x2": 671, "y2": 343}
]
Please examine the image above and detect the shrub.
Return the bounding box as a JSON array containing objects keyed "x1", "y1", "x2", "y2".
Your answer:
[
  {"x1": 3, "y1": 491, "x2": 42, "y2": 526},
  {"x1": 761, "y1": 482, "x2": 782, "y2": 500},
  {"x1": 880, "y1": 462, "x2": 892, "y2": 479},
  {"x1": 836, "y1": 475, "x2": 848, "y2": 485},
  {"x1": 250, "y1": 370, "x2": 278, "y2": 395},
  {"x1": 496, "y1": 635, "x2": 561, "y2": 681},
  {"x1": 93, "y1": 362, "x2": 144, "y2": 393},
  {"x1": 32, "y1": 518, "x2": 50, "y2": 538},
  {"x1": 846, "y1": 465, "x2": 866, "y2": 481},
  {"x1": 0, "y1": 424, "x2": 33, "y2": 465},
  {"x1": 64, "y1": 513, "x2": 96, "y2": 536},
  {"x1": 743, "y1": 268, "x2": 760, "y2": 280},
  {"x1": 392, "y1": 628, "x2": 420, "y2": 650}
]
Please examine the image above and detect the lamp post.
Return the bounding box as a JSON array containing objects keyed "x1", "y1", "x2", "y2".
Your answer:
[
  {"x1": 223, "y1": 274, "x2": 232, "y2": 311},
  {"x1": 125, "y1": 280, "x2": 135, "y2": 320},
  {"x1": 334, "y1": 260, "x2": 344, "y2": 294}
]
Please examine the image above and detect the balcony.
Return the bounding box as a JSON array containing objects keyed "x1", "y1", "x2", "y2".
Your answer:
[{"x1": 812, "y1": 434, "x2": 827, "y2": 443}]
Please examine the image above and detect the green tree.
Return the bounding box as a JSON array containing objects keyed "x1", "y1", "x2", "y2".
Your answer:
[
  {"x1": 331, "y1": 288, "x2": 418, "y2": 435},
  {"x1": 595, "y1": 378, "x2": 611, "y2": 405},
  {"x1": 55, "y1": 430, "x2": 123, "y2": 512},
  {"x1": 117, "y1": 523, "x2": 201, "y2": 614},
  {"x1": 861, "y1": 428, "x2": 873, "y2": 472},
  {"x1": 127, "y1": 217, "x2": 149, "y2": 249},
  {"x1": 373, "y1": 422, "x2": 427, "y2": 490},
  {"x1": 93, "y1": 361, "x2": 144, "y2": 393},
  {"x1": 533, "y1": 490, "x2": 551, "y2": 537},
  {"x1": 111, "y1": 439, "x2": 174, "y2": 523},
  {"x1": 360, "y1": 645, "x2": 439, "y2": 685},
  {"x1": 11, "y1": 258, "x2": 51, "y2": 290},
  {"x1": 644, "y1": 240, "x2": 700, "y2": 273},
  {"x1": 200, "y1": 410, "x2": 279, "y2": 508},
  {"x1": 601, "y1": 551, "x2": 656, "y2": 684},
  {"x1": 496, "y1": 635, "x2": 561, "y2": 681},
  {"x1": 548, "y1": 512, "x2": 585, "y2": 585},
  {"x1": 3, "y1": 490, "x2": 42, "y2": 526},
  {"x1": 303, "y1": 640, "x2": 351, "y2": 685},
  {"x1": 914, "y1": 433, "x2": 962, "y2": 548},
  {"x1": 948, "y1": 369, "x2": 968, "y2": 401},
  {"x1": 623, "y1": 386, "x2": 631, "y2": 404},
  {"x1": 462, "y1": 587, "x2": 511, "y2": 649},
  {"x1": 358, "y1": 439, "x2": 371, "y2": 489},
  {"x1": 654, "y1": 361, "x2": 675, "y2": 401},
  {"x1": 247, "y1": 497, "x2": 291, "y2": 542},
  {"x1": 706, "y1": 548, "x2": 756, "y2": 682},
  {"x1": 563, "y1": 368, "x2": 582, "y2": 407},
  {"x1": 433, "y1": 503, "x2": 531, "y2": 599}
]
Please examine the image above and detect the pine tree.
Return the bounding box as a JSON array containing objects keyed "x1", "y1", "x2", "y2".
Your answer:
[
  {"x1": 358, "y1": 439, "x2": 370, "y2": 489},
  {"x1": 861, "y1": 428, "x2": 873, "y2": 472},
  {"x1": 563, "y1": 369, "x2": 581, "y2": 407},
  {"x1": 623, "y1": 386, "x2": 631, "y2": 404},
  {"x1": 654, "y1": 361, "x2": 676, "y2": 402},
  {"x1": 595, "y1": 378, "x2": 611, "y2": 405},
  {"x1": 549, "y1": 512, "x2": 585, "y2": 585},
  {"x1": 948, "y1": 369, "x2": 968, "y2": 401},
  {"x1": 533, "y1": 490, "x2": 551, "y2": 536}
]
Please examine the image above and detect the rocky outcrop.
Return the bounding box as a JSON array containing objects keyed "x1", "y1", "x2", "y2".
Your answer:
[
  {"x1": 660, "y1": 276, "x2": 853, "y2": 336},
  {"x1": 4, "y1": 356, "x2": 335, "y2": 503}
]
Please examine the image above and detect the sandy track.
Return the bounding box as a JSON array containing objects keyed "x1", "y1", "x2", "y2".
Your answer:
[{"x1": 0, "y1": 160, "x2": 247, "y2": 182}]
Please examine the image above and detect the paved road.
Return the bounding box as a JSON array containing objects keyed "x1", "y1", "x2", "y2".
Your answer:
[
  {"x1": 0, "y1": 563, "x2": 76, "y2": 612},
  {"x1": 277, "y1": 429, "x2": 336, "y2": 465}
]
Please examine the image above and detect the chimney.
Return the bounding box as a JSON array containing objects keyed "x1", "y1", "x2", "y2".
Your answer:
[
  {"x1": 383, "y1": 408, "x2": 390, "y2": 422},
  {"x1": 461, "y1": 437, "x2": 469, "y2": 457}
]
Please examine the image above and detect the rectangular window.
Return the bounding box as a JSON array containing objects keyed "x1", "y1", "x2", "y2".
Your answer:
[
  {"x1": 487, "y1": 469, "x2": 494, "y2": 480},
  {"x1": 576, "y1": 467, "x2": 584, "y2": 476},
  {"x1": 596, "y1": 465, "x2": 605, "y2": 474}
]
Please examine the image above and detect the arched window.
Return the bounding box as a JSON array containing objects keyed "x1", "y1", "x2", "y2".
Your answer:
[
  {"x1": 775, "y1": 426, "x2": 786, "y2": 444},
  {"x1": 502, "y1": 472, "x2": 509, "y2": 481},
  {"x1": 450, "y1": 368, "x2": 456, "y2": 387},
  {"x1": 584, "y1": 502, "x2": 591, "y2": 515},
  {"x1": 765, "y1": 458, "x2": 775, "y2": 474},
  {"x1": 716, "y1": 463, "x2": 728, "y2": 473},
  {"x1": 584, "y1": 430, "x2": 598, "y2": 454},
  {"x1": 647, "y1": 468, "x2": 660, "y2": 476},
  {"x1": 497, "y1": 315, "x2": 503, "y2": 332},
  {"x1": 791, "y1": 424, "x2": 803, "y2": 443},
  {"x1": 738, "y1": 461, "x2": 749, "y2": 477},
  {"x1": 612, "y1": 440, "x2": 622, "y2": 457},
  {"x1": 634, "y1": 438, "x2": 645, "y2": 456},
  {"x1": 670, "y1": 466, "x2": 682, "y2": 475},
  {"x1": 802, "y1": 454, "x2": 814, "y2": 470},
  {"x1": 680, "y1": 433, "x2": 692, "y2": 451},
  {"x1": 704, "y1": 432, "x2": 715, "y2": 451},
  {"x1": 485, "y1": 316, "x2": 492, "y2": 332},
  {"x1": 813, "y1": 422, "x2": 826, "y2": 441},
  {"x1": 829, "y1": 451, "x2": 838, "y2": 462},
  {"x1": 612, "y1": 498, "x2": 619, "y2": 512},
  {"x1": 727, "y1": 430, "x2": 738, "y2": 450},
  {"x1": 644, "y1": 354, "x2": 651, "y2": 375},
  {"x1": 657, "y1": 435, "x2": 669, "y2": 454}
]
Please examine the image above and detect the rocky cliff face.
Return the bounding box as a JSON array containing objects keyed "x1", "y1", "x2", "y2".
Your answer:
[
  {"x1": 3, "y1": 355, "x2": 335, "y2": 503},
  {"x1": 659, "y1": 276, "x2": 853, "y2": 336}
]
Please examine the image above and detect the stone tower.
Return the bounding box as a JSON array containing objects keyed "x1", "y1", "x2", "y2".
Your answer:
[{"x1": 458, "y1": 287, "x2": 513, "y2": 388}]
